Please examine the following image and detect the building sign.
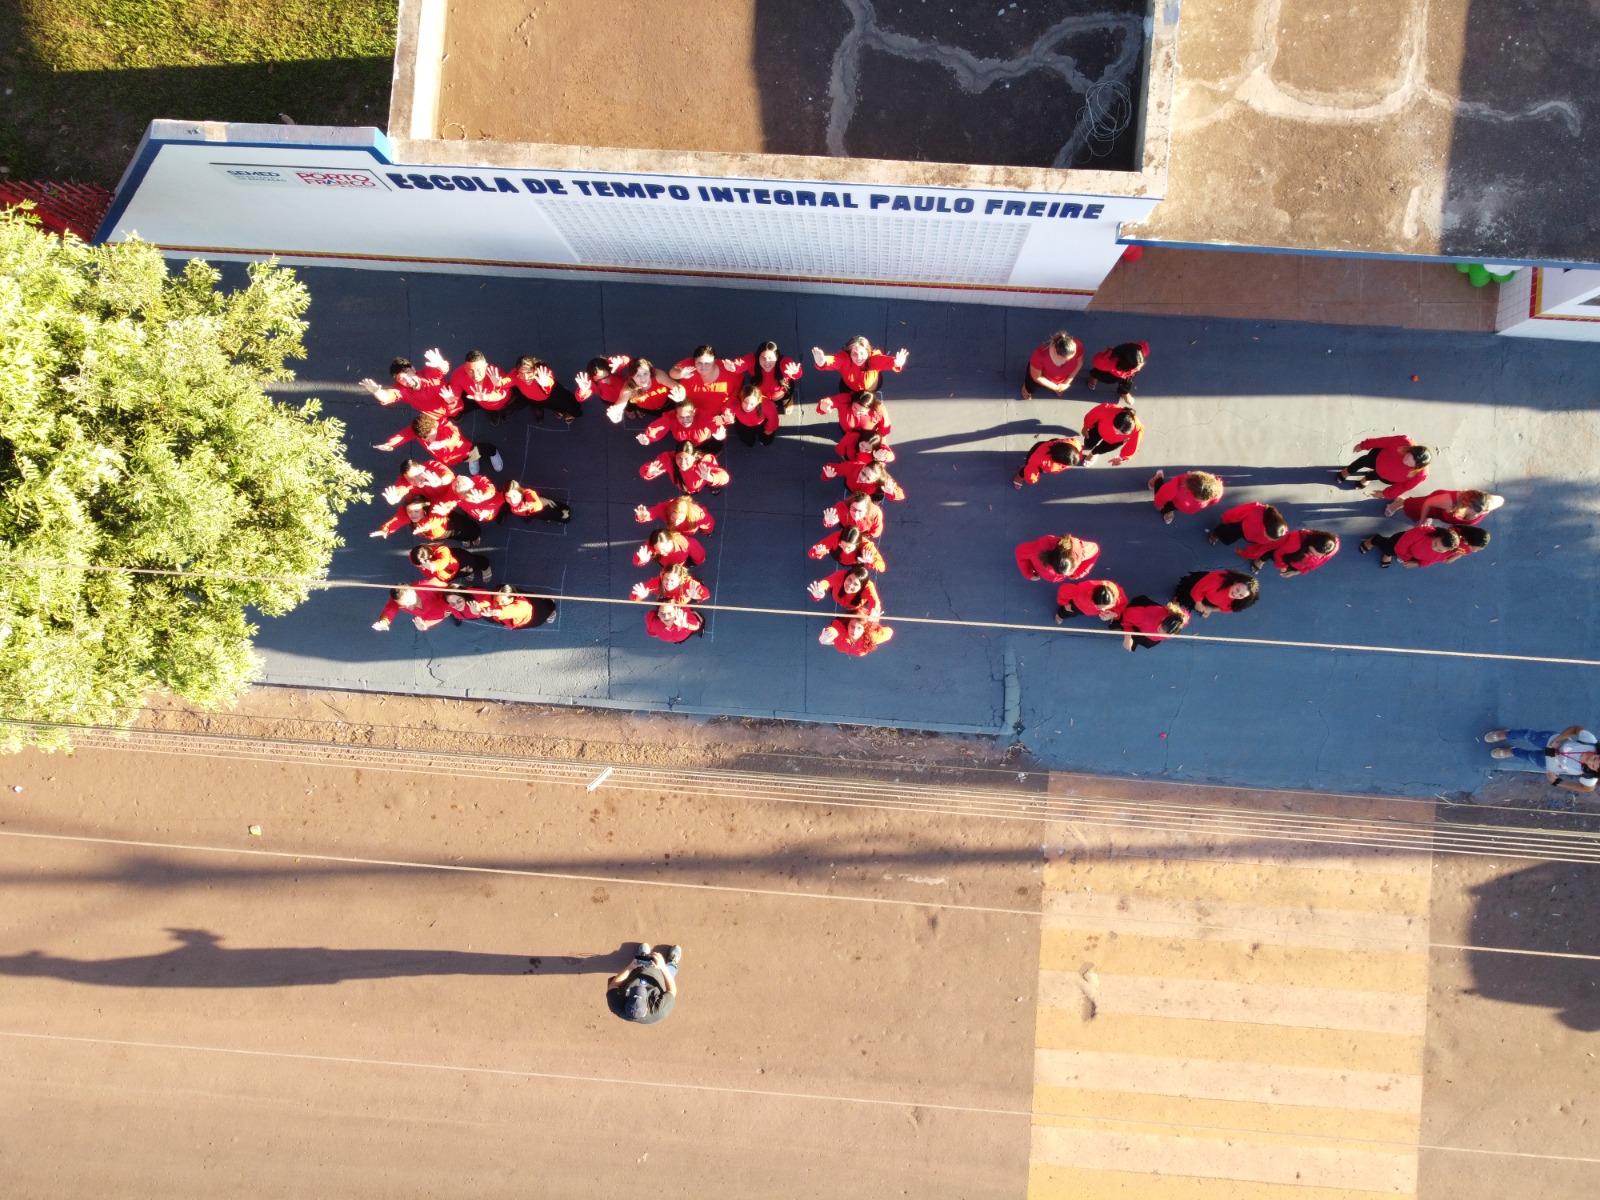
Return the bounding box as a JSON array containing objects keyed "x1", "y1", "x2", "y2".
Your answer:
[{"x1": 101, "y1": 122, "x2": 1159, "y2": 303}]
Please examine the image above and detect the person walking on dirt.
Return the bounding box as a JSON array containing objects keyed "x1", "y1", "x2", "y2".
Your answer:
[{"x1": 607, "y1": 944, "x2": 681, "y2": 1024}]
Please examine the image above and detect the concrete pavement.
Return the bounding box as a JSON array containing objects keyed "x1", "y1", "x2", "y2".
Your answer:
[{"x1": 249, "y1": 265, "x2": 1600, "y2": 797}]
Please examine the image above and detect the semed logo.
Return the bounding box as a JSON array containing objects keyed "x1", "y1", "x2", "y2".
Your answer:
[{"x1": 223, "y1": 168, "x2": 287, "y2": 185}]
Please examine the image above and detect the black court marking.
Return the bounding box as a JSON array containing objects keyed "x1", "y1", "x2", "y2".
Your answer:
[
  {"x1": 522, "y1": 406, "x2": 576, "y2": 435},
  {"x1": 503, "y1": 482, "x2": 573, "y2": 539}
]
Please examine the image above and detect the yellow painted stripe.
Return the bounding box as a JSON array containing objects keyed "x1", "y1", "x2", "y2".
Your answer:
[
  {"x1": 1035, "y1": 1048, "x2": 1420, "y2": 1113},
  {"x1": 1040, "y1": 972, "x2": 1428, "y2": 1034},
  {"x1": 1044, "y1": 857, "x2": 1430, "y2": 915},
  {"x1": 1043, "y1": 891, "x2": 1428, "y2": 952},
  {"x1": 1035, "y1": 1009, "x2": 1425, "y2": 1075},
  {"x1": 1031, "y1": 1124, "x2": 1416, "y2": 1193},
  {"x1": 1028, "y1": 1162, "x2": 1413, "y2": 1200},
  {"x1": 1041, "y1": 928, "x2": 1429, "y2": 993},
  {"x1": 1031, "y1": 1085, "x2": 1419, "y2": 1148}
]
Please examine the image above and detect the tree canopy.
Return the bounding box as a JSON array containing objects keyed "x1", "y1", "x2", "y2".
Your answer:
[{"x1": 0, "y1": 209, "x2": 368, "y2": 750}]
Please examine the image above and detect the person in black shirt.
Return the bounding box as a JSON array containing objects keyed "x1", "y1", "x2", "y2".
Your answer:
[{"x1": 606, "y1": 943, "x2": 681, "y2": 1024}]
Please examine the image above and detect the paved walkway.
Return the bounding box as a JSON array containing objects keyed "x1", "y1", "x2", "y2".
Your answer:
[{"x1": 253, "y1": 265, "x2": 1600, "y2": 798}]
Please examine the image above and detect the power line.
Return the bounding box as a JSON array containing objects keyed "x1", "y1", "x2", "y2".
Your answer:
[{"x1": 5, "y1": 558, "x2": 1598, "y2": 669}]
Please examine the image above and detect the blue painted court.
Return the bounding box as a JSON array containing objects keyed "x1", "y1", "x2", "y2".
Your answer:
[{"x1": 251, "y1": 267, "x2": 1600, "y2": 797}]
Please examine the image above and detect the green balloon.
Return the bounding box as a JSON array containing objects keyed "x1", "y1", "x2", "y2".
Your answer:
[
  {"x1": 1456, "y1": 262, "x2": 1473, "y2": 275},
  {"x1": 1468, "y1": 265, "x2": 1490, "y2": 287}
]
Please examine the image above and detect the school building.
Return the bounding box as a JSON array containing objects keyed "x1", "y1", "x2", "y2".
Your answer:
[{"x1": 95, "y1": 0, "x2": 1600, "y2": 341}]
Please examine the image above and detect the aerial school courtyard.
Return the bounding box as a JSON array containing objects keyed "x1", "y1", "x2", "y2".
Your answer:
[{"x1": 253, "y1": 264, "x2": 1600, "y2": 800}]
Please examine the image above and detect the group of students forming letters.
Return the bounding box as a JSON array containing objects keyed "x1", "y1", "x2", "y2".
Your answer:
[
  {"x1": 359, "y1": 326, "x2": 1503, "y2": 658},
  {"x1": 1011, "y1": 331, "x2": 1503, "y2": 650}
]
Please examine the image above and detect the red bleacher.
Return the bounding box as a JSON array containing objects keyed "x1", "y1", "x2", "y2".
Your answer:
[{"x1": 0, "y1": 181, "x2": 116, "y2": 240}]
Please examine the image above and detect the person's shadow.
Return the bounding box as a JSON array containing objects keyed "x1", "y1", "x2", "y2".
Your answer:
[
  {"x1": 1464, "y1": 863, "x2": 1600, "y2": 1032},
  {"x1": 0, "y1": 928, "x2": 634, "y2": 988}
]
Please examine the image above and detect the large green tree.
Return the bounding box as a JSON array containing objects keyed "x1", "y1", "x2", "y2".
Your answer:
[{"x1": 0, "y1": 209, "x2": 368, "y2": 750}]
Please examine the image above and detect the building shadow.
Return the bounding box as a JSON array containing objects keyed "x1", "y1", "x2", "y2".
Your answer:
[
  {"x1": 0, "y1": 927, "x2": 633, "y2": 988},
  {"x1": 1440, "y1": 0, "x2": 1599, "y2": 263},
  {"x1": 751, "y1": 0, "x2": 1147, "y2": 170},
  {"x1": 1460, "y1": 861, "x2": 1600, "y2": 1032}
]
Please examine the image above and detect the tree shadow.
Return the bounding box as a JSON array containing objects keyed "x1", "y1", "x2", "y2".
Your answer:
[
  {"x1": 0, "y1": 927, "x2": 632, "y2": 988},
  {"x1": 1459, "y1": 861, "x2": 1600, "y2": 1032}
]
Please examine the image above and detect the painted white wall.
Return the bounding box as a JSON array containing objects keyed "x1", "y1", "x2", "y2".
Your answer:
[{"x1": 100, "y1": 123, "x2": 1157, "y2": 309}]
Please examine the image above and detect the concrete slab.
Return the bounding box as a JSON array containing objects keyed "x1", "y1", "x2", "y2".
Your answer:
[{"x1": 251, "y1": 264, "x2": 1600, "y2": 796}]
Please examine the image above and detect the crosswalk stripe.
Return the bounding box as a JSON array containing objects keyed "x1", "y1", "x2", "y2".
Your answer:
[
  {"x1": 1043, "y1": 857, "x2": 1431, "y2": 914},
  {"x1": 1035, "y1": 1048, "x2": 1421, "y2": 1112},
  {"x1": 1031, "y1": 1124, "x2": 1418, "y2": 1193},
  {"x1": 1028, "y1": 1163, "x2": 1410, "y2": 1200},
  {"x1": 1041, "y1": 928, "x2": 1429, "y2": 992},
  {"x1": 1040, "y1": 971, "x2": 1429, "y2": 1034},
  {"x1": 1034, "y1": 1010, "x2": 1424, "y2": 1074},
  {"x1": 1031, "y1": 1084, "x2": 1420, "y2": 1146},
  {"x1": 1027, "y1": 797, "x2": 1433, "y2": 1199},
  {"x1": 1043, "y1": 890, "x2": 1428, "y2": 951}
]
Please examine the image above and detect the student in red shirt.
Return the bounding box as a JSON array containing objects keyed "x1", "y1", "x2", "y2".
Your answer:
[
  {"x1": 635, "y1": 528, "x2": 707, "y2": 569},
  {"x1": 646, "y1": 602, "x2": 703, "y2": 643},
  {"x1": 807, "y1": 565, "x2": 883, "y2": 618},
  {"x1": 1088, "y1": 341, "x2": 1149, "y2": 397},
  {"x1": 450, "y1": 474, "x2": 509, "y2": 524},
  {"x1": 728, "y1": 382, "x2": 780, "y2": 447},
  {"x1": 383, "y1": 459, "x2": 457, "y2": 506},
  {"x1": 372, "y1": 581, "x2": 451, "y2": 631},
  {"x1": 1054, "y1": 579, "x2": 1127, "y2": 624},
  {"x1": 574, "y1": 354, "x2": 631, "y2": 405},
  {"x1": 1209, "y1": 502, "x2": 1287, "y2": 550},
  {"x1": 1360, "y1": 525, "x2": 1461, "y2": 568},
  {"x1": 809, "y1": 525, "x2": 887, "y2": 572},
  {"x1": 638, "y1": 401, "x2": 726, "y2": 449},
  {"x1": 1114, "y1": 595, "x2": 1189, "y2": 651},
  {"x1": 376, "y1": 412, "x2": 502, "y2": 474},
  {"x1": 1386, "y1": 488, "x2": 1503, "y2": 525},
  {"x1": 1245, "y1": 529, "x2": 1339, "y2": 577},
  {"x1": 1022, "y1": 332, "x2": 1084, "y2": 400},
  {"x1": 820, "y1": 616, "x2": 894, "y2": 657},
  {"x1": 836, "y1": 430, "x2": 895, "y2": 465},
  {"x1": 467, "y1": 585, "x2": 557, "y2": 630},
  {"x1": 360, "y1": 350, "x2": 462, "y2": 418},
  {"x1": 410, "y1": 543, "x2": 490, "y2": 585},
  {"x1": 635, "y1": 495, "x2": 714, "y2": 537},
  {"x1": 631, "y1": 563, "x2": 710, "y2": 606},
  {"x1": 822, "y1": 459, "x2": 905, "y2": 501},
  {"x1": 502, "y1": 480, "x2": 572, "y2": 524},
  {"x1": 1449, "y1": 525, "x2": 1490, "y2": 561},
  {"x1": 1015, "y1": 534, "x2": 1100, "y2": 582},
  {"x1": 640, "y1": 443, "x2": 730, "y2": 494},
  {"x1": 1148, "y1": 470, "x2": 1223, "y2": 522},
  {"x1": 441, "y1": 589, "x2": 483, "y2": 626},
  {"x1": 823, "y1": 493, "x2": 885, "y2": 540},
  {"x1": 1014, "y1": 437, "x2": 1084, "y2": 488},
  {"x1": 508, "y1": 356, "x2": 583, "y2": 423},
  {"x1": 812, "y1": 337, "x2": 908, "y2": 413},
  {"x1": 726, "y1": 341, "x2": 804, "y2": 414},
  {"x1": 1173, "y1": 569, "x2": 1259, "y2": 616},
  {"x1": 668, "y1": 345, "x2": 745, "y2": 423},
  {"x1": 836, "y1": 389, "x2": 893, "y2": 438},
  {"x1": 1338, "y1": 435, "x2": 1432, "y2": 499},
  {"x1": 370, "y1": 495, "x2": 482, "y2": 545},
  {"x1": 1080, "y1": 402, "x2": 1143, "y2": 464},
  {"x1": 448, "y1": 350, "x2": 512, "y2": 419}
]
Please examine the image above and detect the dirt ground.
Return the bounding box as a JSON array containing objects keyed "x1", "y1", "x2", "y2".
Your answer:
[
  {"x1": 1419, "y1": 850, "x2": 1600, "y2": 1199},
  {"x1": 0, "y1": 709, "x2": 1045, "y2": 1198}
]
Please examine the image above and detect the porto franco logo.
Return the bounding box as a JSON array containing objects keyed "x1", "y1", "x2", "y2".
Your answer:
[{"x1": 294, "y1": 170, "x2": 379, "y2": 188}]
